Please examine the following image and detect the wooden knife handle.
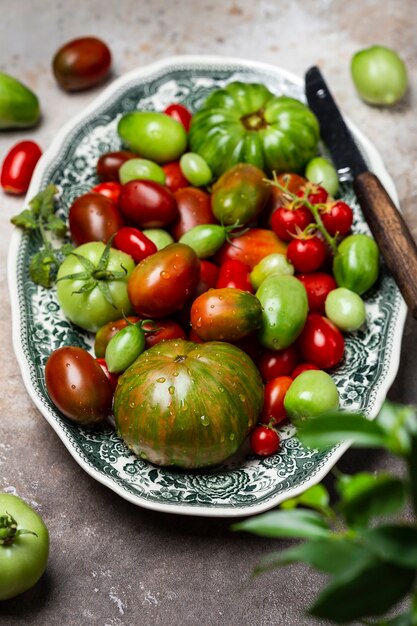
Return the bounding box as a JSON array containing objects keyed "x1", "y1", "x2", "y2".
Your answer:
[{"x1": 353, "y1": 170, "x2": 417, "y2": 318}]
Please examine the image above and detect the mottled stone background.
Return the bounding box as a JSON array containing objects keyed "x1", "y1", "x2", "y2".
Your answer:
[{"x1": 0, "y1": 1, "x2": 416, "y2": 624}]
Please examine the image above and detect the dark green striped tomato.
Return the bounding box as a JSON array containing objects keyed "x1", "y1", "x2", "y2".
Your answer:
[
  {"x1": 113, "y1": 339, "x2": 264, "y2": 469},
  {"x1": 189, "y1": 81, "x2": 319, "y2": 178},
  {"x1": 179, "y1": 224, "x2": 229, "y2": 258},
  {"x1": 211, "y1": 163, "x2": 271, "y2": 226},
  {"x1": 105, "y1": 322, "x2": 147, "y2": 373},
  {"x1": 191, "y1": 288, "x2": 263, "y2": 341},
  {"x1": 333, "y1": 234, "x2": 379, "y2": 294},
  {"x1": 256, "y1": 274, "x2": 308, "y2": 349}
]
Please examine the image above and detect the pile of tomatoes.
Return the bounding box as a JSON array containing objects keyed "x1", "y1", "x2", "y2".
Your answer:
[{"x1": 44, "y1": 99, "x2": 380, "y2": 463}]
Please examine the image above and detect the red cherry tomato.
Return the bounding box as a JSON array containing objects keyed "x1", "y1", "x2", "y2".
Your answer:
[
  {"x1": 260, "y1": 376, "x2": 293, "y2": 426},
  {"x1": 96, "y1": 151, "x2": 138, "y2": 182},
  {"x1": 69, "y1": 192, "x2": 124, "y2": 246},
  {"x1": 320, "y1": 201, "x2": 354, "y2": 236},
  {"x1": 1, "y1": 140, "x2": 42, "y2": 195},
  {"x1": 118, "y1": 180, "x2": 178, "y2": 228},
  {"x1": 297, "y1": 184, "x2": 329, "y2": 205},
  {"x1": 250, "y1": 426, "x2": 280, "y2": 456},
  {"x1": 96, "y1": 358, "x2": 120, "y2": 392},
  {"x1": 270, "y1": 206, "x2": 314, "y2": 242},
  {"x1": 291, "y1": 363, "x2": 320, "y2": 378},
  {"x1": 216, "y1": 259, "x2": 253, "y2": 292},
  {"x1": 142, "y1": 319, "x2": 186, "y2": 348},
  {"x1": 286, "y1": 236, "x2": 327, "y2": 273},
  {"x1": 164, "y1": 103, "x2": 192, "y2": 132},
  {"x1": 195, "y1": 259, "x2": 219, "y2": 296},
  {"x1": 297, "y1": 313, "x2": 345, "y2": 370},
  {"x1": 296, "y1": 272, "x2": 337, "y2": 313},
  {"x1": 91, "y1": 181, "x2": 122, "y2": 204},
  {"x1": 258, "y1": 346, "x2": 298, "y2": 381},
  {"x1": 162, "y1": 161, "x2": 189, "y2": 192},
  {"x1": 113, "y1": 227, "x2": 157, "y2": 263},
  {"x1": 171, "y1": 187, "x2": 215, "y2": 241}
]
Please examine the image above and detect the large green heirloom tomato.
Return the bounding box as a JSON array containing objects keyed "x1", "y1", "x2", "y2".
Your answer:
[
  {"x1": 57, "y1": 242, "x2": 135, "y2": 332},
  {"x1": 114, "y1": 339, "x2": 264, "y2": 469},
  {"x1": 0, "y1": 494, "x2": 49, "y2": 600},
  {"x1": 189, "y1": 81, "x2": 320, "y2": 178}
]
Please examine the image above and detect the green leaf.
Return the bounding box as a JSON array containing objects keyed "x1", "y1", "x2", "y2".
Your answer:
[
  {"x1": 280, "y1": 484, "x2": 330, "y2": 514},
  {"x1": 59, "y1": 243, "x2": 74, "y2": 257},
  {"x1": 337, "y1": 473, "x2": 406, "y2": 527},
  {"x1": 97, "y1": 236, "x2": 113, "y2": 271},
  {"x1": 379, "y1": 613, "x2": 413, "y2": 626},
  {"x1": 408, "y1": 432, "x2": 417, "y2": 515},
  {"x1": 46, "y1": 214, "x2": 67, "y2": 237},
  {"x1": 296, "y1": 411, "x2": 388, "y2": 449},
  {"x1": 67, "y1": 252, "x2": 95, "y2": 273},
  {"x1": 11, "y1": 209, "x2": 39, "y2": 230},
  {"x1": 29, "y1": 183, "x2": 58, "y2": 219},
  {"x1": 254, "y1": 537, "x2": 374, "y2": 577},
  {"x1": 363, "y1": 525, "x2": 417, "y2": 569},
  {"x1": 377, "y1": 402, "x2": 417, "y2": 456},
  {"x1": 97, "y1": 280, "x2": 117, "y2": 308},
  {"x1": 232, "y1": 509, "x2": 330, "y2": 539},
  {"x1": 309, "y1": 561, "x2": 415, "y2": 623},
  {"x1": 29, "y1": 245, "x2": 58, "y2": 288}
]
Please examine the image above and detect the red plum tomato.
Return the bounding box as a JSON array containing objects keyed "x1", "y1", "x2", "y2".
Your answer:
[
  {"x1": 91, "y1": 181, "x2": 122, "y2": 204},
  {"x1": 297, "y1": 272, "x2": 337, "y2": 313},
  {"x1": 195, "y1": 260, "x2": 219, "y2": 296},
  {"x1": 118, "y1": 179, "x2": 178, "y2": 228},
  {"x1": 171, "y1": 187, "x2": 215, "y2": 241},
  {"x1": 69, "y1": 192, "x2": 124, "y2": 245},
  {"x1": 297, "y1": 313, "x2": 345, "y2": 370},
  {"x1": 96, "y1": 150, "x2": 138, "y2": 182},
  {"x1": 291, "y1": 363, "x2": 320, "y2": 378},
  {"x1": 45, "y1": 346, "x2": 113, "y2": 425},
  {"x1": 258, "y1": 346, "x2": 298, "y2": 381},
  {"x1": 216, "y1": 259, "x2": 253, "y2": 292},
  {"x1": 52, "y1": 37, "x2": 111, "y2": 91},
  {"x1": 142, "y1": 319, "x2": 186, "y2": 348},
  {"x1": 162, "y1": 161, "x2": 189, "y2": 192},
  {"x1": 113, "y1": 227, "x2": 157, "y2": 263},
  {"x1": 96, "y1": 358, "x2": 120, "y2": 392},
  {"x1": 164, "y1": 103, "x2": 192, "y2": 132},
  {"x1": 260, "y1": 376, "x2": 293, "y2": 426},
  {"x1": 1, "y1": 140, "x2": 42, "y2": 195},
  {"x1": 215, "y1": 228, "x2": 287, "y2": 270}
]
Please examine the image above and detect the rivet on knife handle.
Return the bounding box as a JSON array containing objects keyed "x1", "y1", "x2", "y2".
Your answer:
[{"x1": 353, "y1": 171, "x2": 417, "y2": 318}]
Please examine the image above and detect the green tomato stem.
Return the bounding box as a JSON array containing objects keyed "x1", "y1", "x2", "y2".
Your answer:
[{"x1": 0, "y1": 512, "x2": 37, "y2": 546}]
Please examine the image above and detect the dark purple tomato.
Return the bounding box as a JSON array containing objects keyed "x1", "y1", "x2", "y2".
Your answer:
[
  {"x1": 45, "y1": 346, "x2": 113, "y2": 425},
  {"x1": 171, "y1": 187, "x2": 215, "y2": 241},
  {"x1": 69, "y1": 192, "x2": 125, "y2": 246},
  {"x1": 118, "y1": 180, "x2": 178, "y2": 229},
  {"x1": 52, "y1": 37, "x2": 112, "y2": 91},
  {"x1": 96, "y1": 150, "x2": 138, "y2": 182}
]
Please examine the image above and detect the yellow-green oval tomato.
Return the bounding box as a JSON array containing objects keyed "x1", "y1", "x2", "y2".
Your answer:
[
  {"x1": 0, "y1": 73, "x2": 40, "y2": 129},
  {"x1": 284, "y1": 370, "x2": 339, "y2": 421},
  {"x1": 305, "y1": 156, "x2": 339, "y2": 197},
  {"x1": 142, "y1": 228, "x2": 174, "y2": 250},
  {"x1": 250, "y1": 253, "x2": 294, "y2": 290},
  {"x1": 119, "y1": 158, "x2": 166, "y2": 185},
  {"x1": 333, "y1": 234, "x2": 379, "y2": 295},
  {"x1": 325, "y1": 287, "x2": 366, "y2": 332},
  {"x1": 117, "y1": 112, "x2": 187, "y2": 163},
  {"x1": 105, "y1": 322, "x2": 146, "y2": 373},
  {"x1": 351, "y1": 45, "x2": 408, "y2": 106},
  {"x1": 256, "y1": 274, "x2": 308, "y2": 349},
  {"x1": 179, "y1": 152, "x2": 212, "y2": 187},
  {"x1": 56, "y1": 241, "x2": 135, "y2": 332},
  {"x1": 179, "y1": 224, "x2": 228, "y2": 258},
  {"x1": 0, "y1": 493, "x2": 49, "y2": 600}
]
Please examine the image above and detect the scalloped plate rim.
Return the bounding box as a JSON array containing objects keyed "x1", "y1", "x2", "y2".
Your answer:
[{"x1": 7, "y1": 55, "x2": 407, "y2": 517}]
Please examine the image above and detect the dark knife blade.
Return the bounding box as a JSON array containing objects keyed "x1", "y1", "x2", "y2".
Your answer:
[{"x1": 305, "y1": 65, "x2": 417, "y2": 319}]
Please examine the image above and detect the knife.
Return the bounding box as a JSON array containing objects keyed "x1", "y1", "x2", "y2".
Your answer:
[{"x1": 305, "y1": 65, "x2": 417, "y2": 319}]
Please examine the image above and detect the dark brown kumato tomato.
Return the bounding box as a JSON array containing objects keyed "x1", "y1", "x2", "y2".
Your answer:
[
  {"x1": 171, "y1": 187, "x2": 216, "y2": 241},
  {"x1": 118, "y1": 180, "x2": 178, "y2": 228},
  {"x1": 45, "y1": 346, "x2": 113, "y2": 425},
  {"x1": 128, "y1": 243, "x2": 200, "y2": 318},
  {"x1": 96, "y1": 150, "x2": 138, "y2": 182},
  {"x1": 113, "y1": 339, "x2": 264, "y2": 468},
  {"x1": 68, "y1": 192, "x2": 124, "y2": 246},
  {"x1": 52, "y1": 37, "x2": 111, "y2": 91}
]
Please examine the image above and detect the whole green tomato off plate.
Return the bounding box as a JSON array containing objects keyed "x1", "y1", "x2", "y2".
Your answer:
[{"x1": 8, "y1": 56, "x2": 406, "y2": 517}]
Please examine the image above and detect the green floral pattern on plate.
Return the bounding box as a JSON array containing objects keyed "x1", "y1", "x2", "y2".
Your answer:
[{"x1": 11, "y1": 58, "x2": 405, "y2": 516}]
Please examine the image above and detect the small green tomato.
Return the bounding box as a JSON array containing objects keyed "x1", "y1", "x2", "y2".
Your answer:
[
  {"x1": 142, "y1": 228, "x2": 174, "y2": 250},
  {"x1": 105, "y1": 321, "x2": 148, "y2": 373},
  {"x1": 250, "y1": 253, "x2": 294, "y2": 290},
  {"x1": 180, "y1": 152, "x2": 212, "y2": 187},
  {"x1": 351, "y1": 45, "x2": 408, "y2": 106},
  {"x1": 305, "y1": 157, "x2": 339, "y2": 197},
  {"x1": 325, "y1": 287, "x2": 366, "y2": 332},
  {"x1": 119, "y1": 158, "x2": 166, "y2": 185},
  {"x1": 284, "y1": 370, "x2": 339, "y2": 421}
]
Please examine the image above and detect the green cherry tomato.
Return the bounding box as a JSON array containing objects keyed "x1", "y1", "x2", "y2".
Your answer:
[
  {"x1": 256, "y1": 274, "x2": 308, "y2": 349},
  {"x1": 351, "y1": 45, "x2": 408, "y2": 106},
  {"x1": 333, "y1": 234, "x2": 379, "y2": 295},
  {"x1": 119, "y1": 158, "x2": 166, "y2": 185},
  {"x1": 179, "y1": 153, "x2": 212, "y2": 187},
  {"x1": 250, "y1": 253, "x2": 294, "y2": 290},
  {"x1": 305, "y1": 157, "x2": 339, "y2": 197},
  {"x1": 0, "y1": 73, "x2": 40, "y2": 129},
  {"x1": 284, "y1": 370, "x2": 339, "y2": 421},
  {"x1": 179, "y1": 224, "x2": 228, "y2": 258},
  {"x1": 118, "y1": 112, "x2": 187, "y2": 163},
  {"x1": 325, "y1": 287, "x2": 366, "y2": 332},
  {"x1": 105, "y1": 322, "x2": 147, "y2": 373},
  {"x1": 142, "y1": 228, "x2": 174, "y2": 250},
  {"x1": 0, "y1": 494, "x2": 49, "y2": 600}
]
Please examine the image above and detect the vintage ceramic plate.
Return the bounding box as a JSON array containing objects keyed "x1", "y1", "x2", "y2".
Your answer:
[{"x1": 8, "y1": 56, "x2": 406, "y2": 517}]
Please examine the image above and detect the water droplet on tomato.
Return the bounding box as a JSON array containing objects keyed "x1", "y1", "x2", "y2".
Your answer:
[
  {"x1": 200, "y1": 415, "x2": 210, "y2": 426},
  {"x1": 168, "y1": 386, "x2": 175, "y2": 395},
  {"x1": 66, "y1": 363, "x2": 70, "y2": 368},
  {"x1": 210, "y1": 304, "x2": 215, "y2": 309},
  {"x1": 196, "y1": 317, "x2": 203, "y2": 328},
  {"x1": 173, "y1": 371, "x2": 179, "y2": 377},
  {"x1": 156, "y1": 377, "x2": 166, "y2": 383},
  {"x1": 239, "y1": 394, "x2": 246, "y2": 402},
  {"x1": 160, "y1": 271, "x2": 170, "y2": 279},
  {"x1": 230, "y1": 433, "x2": 235, "y2": 441},
  {"x1": 139, "y1": 451, "x2": 147, "y2": 459},
  {"x1": 130, "y1": 401, "x2": 135, "y2": 408},
  {"x1": 71, "y1": 384, "x2": 76, "y2": 389}
]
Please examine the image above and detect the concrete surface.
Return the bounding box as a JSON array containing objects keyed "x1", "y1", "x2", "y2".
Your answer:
[{"x1": 1, "y1": 1, "x2": 416, "y2": 624}]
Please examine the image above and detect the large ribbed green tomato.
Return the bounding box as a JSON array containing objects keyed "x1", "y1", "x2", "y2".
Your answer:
[
  {"x1": 189, "y1": 81, "x2": 320, "y2": 178},
  {"x1": 113, "y1": 339, "x2": 264, "y2": 469}
]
